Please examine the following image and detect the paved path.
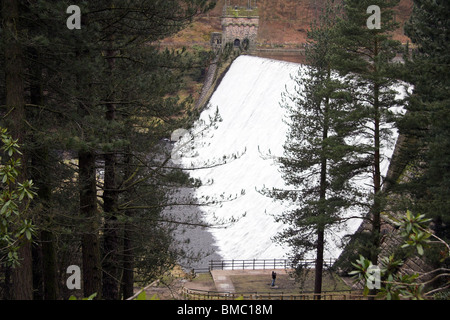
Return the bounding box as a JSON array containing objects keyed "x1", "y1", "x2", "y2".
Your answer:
[
  {"x1": 210, "y1": 269, "x2": 291, "y2": 293},
  {"x1": 210, "y1": 270, "x2": 236, "y2": 293}
]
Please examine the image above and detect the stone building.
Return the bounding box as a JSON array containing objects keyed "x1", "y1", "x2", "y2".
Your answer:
[{"x1": 212, "y1": 1, "x2": 259, "y2": 50}]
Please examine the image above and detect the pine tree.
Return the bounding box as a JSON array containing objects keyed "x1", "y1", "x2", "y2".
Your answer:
[
  {"x1": 84, "y1": 0, "x2": 217, "y2": 300},
  {"x1": 1, "y1": 0, "x2": 217, "y2": 299},
  {"x1": 265, "y1": 0, "x2": 358, "y2": 296},
  {"x1": 399, "y1": 0, "x2": 450, "y2": 247},
  {"x1": 332, "y1": 0, "x2": 404, "y2": 266},
  {"x1": 1, "y1": 0, "x2": 33, "y2": 300}
]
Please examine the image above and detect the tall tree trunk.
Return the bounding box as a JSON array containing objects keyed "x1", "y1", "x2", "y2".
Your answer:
[
  {"x1": 102, "y1": 150, "x2": 119, "y2": 300},
  {"x1": 102, "y1": 43, "x2": 120, "y2": 300},
  {"x1": 2, "y1": 0, "x2": 33, "y2": 300},
  {"x1": 72, "y1": 10, "x2": 102, "y2": 300},
  {"x1": 31, "y1": 243, "x2": 44, "y2": 300},
  {"x1": 314, "y1": 87, "x2": 330, "y2": 299},
  {"x1": 32, "y1": 149, "x2": 58, "y2": 300},
  {"x1": 32, "y1": 151, "x2": 58, "y2": 300},
  {"x1": 314, "y1": 228, "x2": 325, "y2": 298},
  {"x1": 41, "y1": 230, "x2": 58, "y2": 299},
  {"x1": 369, "y1": 40, "x2": 381, "y2": 299},
  {"x1": 28, "y1": 46, "x2": 59, "y2": 300},
  {"x1": 314, "y1": 154, "x2": 327, "y2": 298},
  {"x1": 371, "y1": 83, "x2": 381, "y2": 264},
  {"x1": 121, "y1": 148, "x2": 134, "y2": 299},
  {"x1": 29, "y1": 49, "x2": 44, "y2": 301},
  {"x1": 121, "y1": 222, "x2": 134, "y2": 299},
  {"x1": 79, "y1": 150, "x2": 102, "y2": 298},
  {"x1": 10, "y1": 244, "x2": 32, "y2": 300},
  {"x1": 371, "y1": 39, "x2": 381, "y2": 267}
]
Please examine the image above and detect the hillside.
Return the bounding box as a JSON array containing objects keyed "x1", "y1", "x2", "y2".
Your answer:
[{"x1": 163, "y1": 0, "x2": 413, "y2": 48}]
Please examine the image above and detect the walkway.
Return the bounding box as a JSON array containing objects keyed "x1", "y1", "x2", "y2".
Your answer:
[{"x1": 210, "y1": 269, "x2": 290, "y2": 293}]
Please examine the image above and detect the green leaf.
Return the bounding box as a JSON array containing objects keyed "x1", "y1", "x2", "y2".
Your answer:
[
  {"x1": 136, "y1": 290, "x2": 146, "y2": 300},
  {"x1": 86, "y1": 293, "x2": 97, "y2": 300},
  {"x1": 417, "y1": 244, "x2": 424, "y2": 255},
  {"x1": 363, "y1": 286, "x2": 370, "y2": 296},
  {"x1": 1, "y1": 200, "x2": 11, "y2": 215},
  {"x1": 406, "y1": 222, "x2": 412, "y2": 233}
]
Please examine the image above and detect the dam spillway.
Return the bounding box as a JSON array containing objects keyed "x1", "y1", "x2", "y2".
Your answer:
[{"x1": 172, "y1": 55, "x2": 404, "y2": 263}]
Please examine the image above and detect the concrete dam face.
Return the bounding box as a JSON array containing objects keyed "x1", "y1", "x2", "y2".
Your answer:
[{"x1": 171, "y1": 55, "x2": 406, "y2": 263}]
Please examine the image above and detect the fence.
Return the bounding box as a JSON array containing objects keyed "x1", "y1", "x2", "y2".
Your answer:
[
  {"x1": 182, "y1": 287, "x2": 374, "y2": 301},
  {"x1": 207, "y1": 258, "x2": 336, "y2": 271},
  {"x1": 184, "y1": 258, "x2": 373, "y2": 300}
]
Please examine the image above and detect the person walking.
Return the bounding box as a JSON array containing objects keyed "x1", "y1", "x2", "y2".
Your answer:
[{"x1": 271, "y1": 271, "x2": 277, "y2": 287}]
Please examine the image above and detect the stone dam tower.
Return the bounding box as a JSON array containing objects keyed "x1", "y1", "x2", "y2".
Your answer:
[{"x1": 212, "y1": 0, "x2": 259, "y2": 50}]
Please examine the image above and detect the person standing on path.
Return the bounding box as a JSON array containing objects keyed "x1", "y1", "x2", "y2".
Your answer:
[{"x1": 271, "y1": 271, "x2": 277, "y2": 287}]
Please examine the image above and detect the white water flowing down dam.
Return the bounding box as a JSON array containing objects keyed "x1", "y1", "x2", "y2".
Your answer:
[{"x1": 169, "y1": 55, "x2": 407, "y2": 269}]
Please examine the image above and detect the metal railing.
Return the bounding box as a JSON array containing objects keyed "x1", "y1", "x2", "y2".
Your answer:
[
  {"x1": 208, "y1": 258, "x2": 336, "y2": 271},
  {"x1": 182, "y1": 287, "x2": 374, "y2": 301}
]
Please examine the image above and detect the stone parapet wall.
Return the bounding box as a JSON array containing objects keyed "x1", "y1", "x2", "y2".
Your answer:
[{"x1": 222, "y1": 16, "x2": 259, "y2": 47}]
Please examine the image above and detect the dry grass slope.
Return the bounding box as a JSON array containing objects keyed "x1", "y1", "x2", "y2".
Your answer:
[{"x1": 162, "y1": 0, "x2": 413, "y2": 48}]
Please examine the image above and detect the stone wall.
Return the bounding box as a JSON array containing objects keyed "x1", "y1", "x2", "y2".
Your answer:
[
  {"x1": 222, "y1": 16, "x2": 259, "y2": 47},
  {"x1": 211, "y1": 32, "x2": 223, "y2": 53}
]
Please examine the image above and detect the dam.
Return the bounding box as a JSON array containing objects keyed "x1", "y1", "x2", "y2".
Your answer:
[{"x1": 170, "y1": 55, "x2": 406, "y2": 268}]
